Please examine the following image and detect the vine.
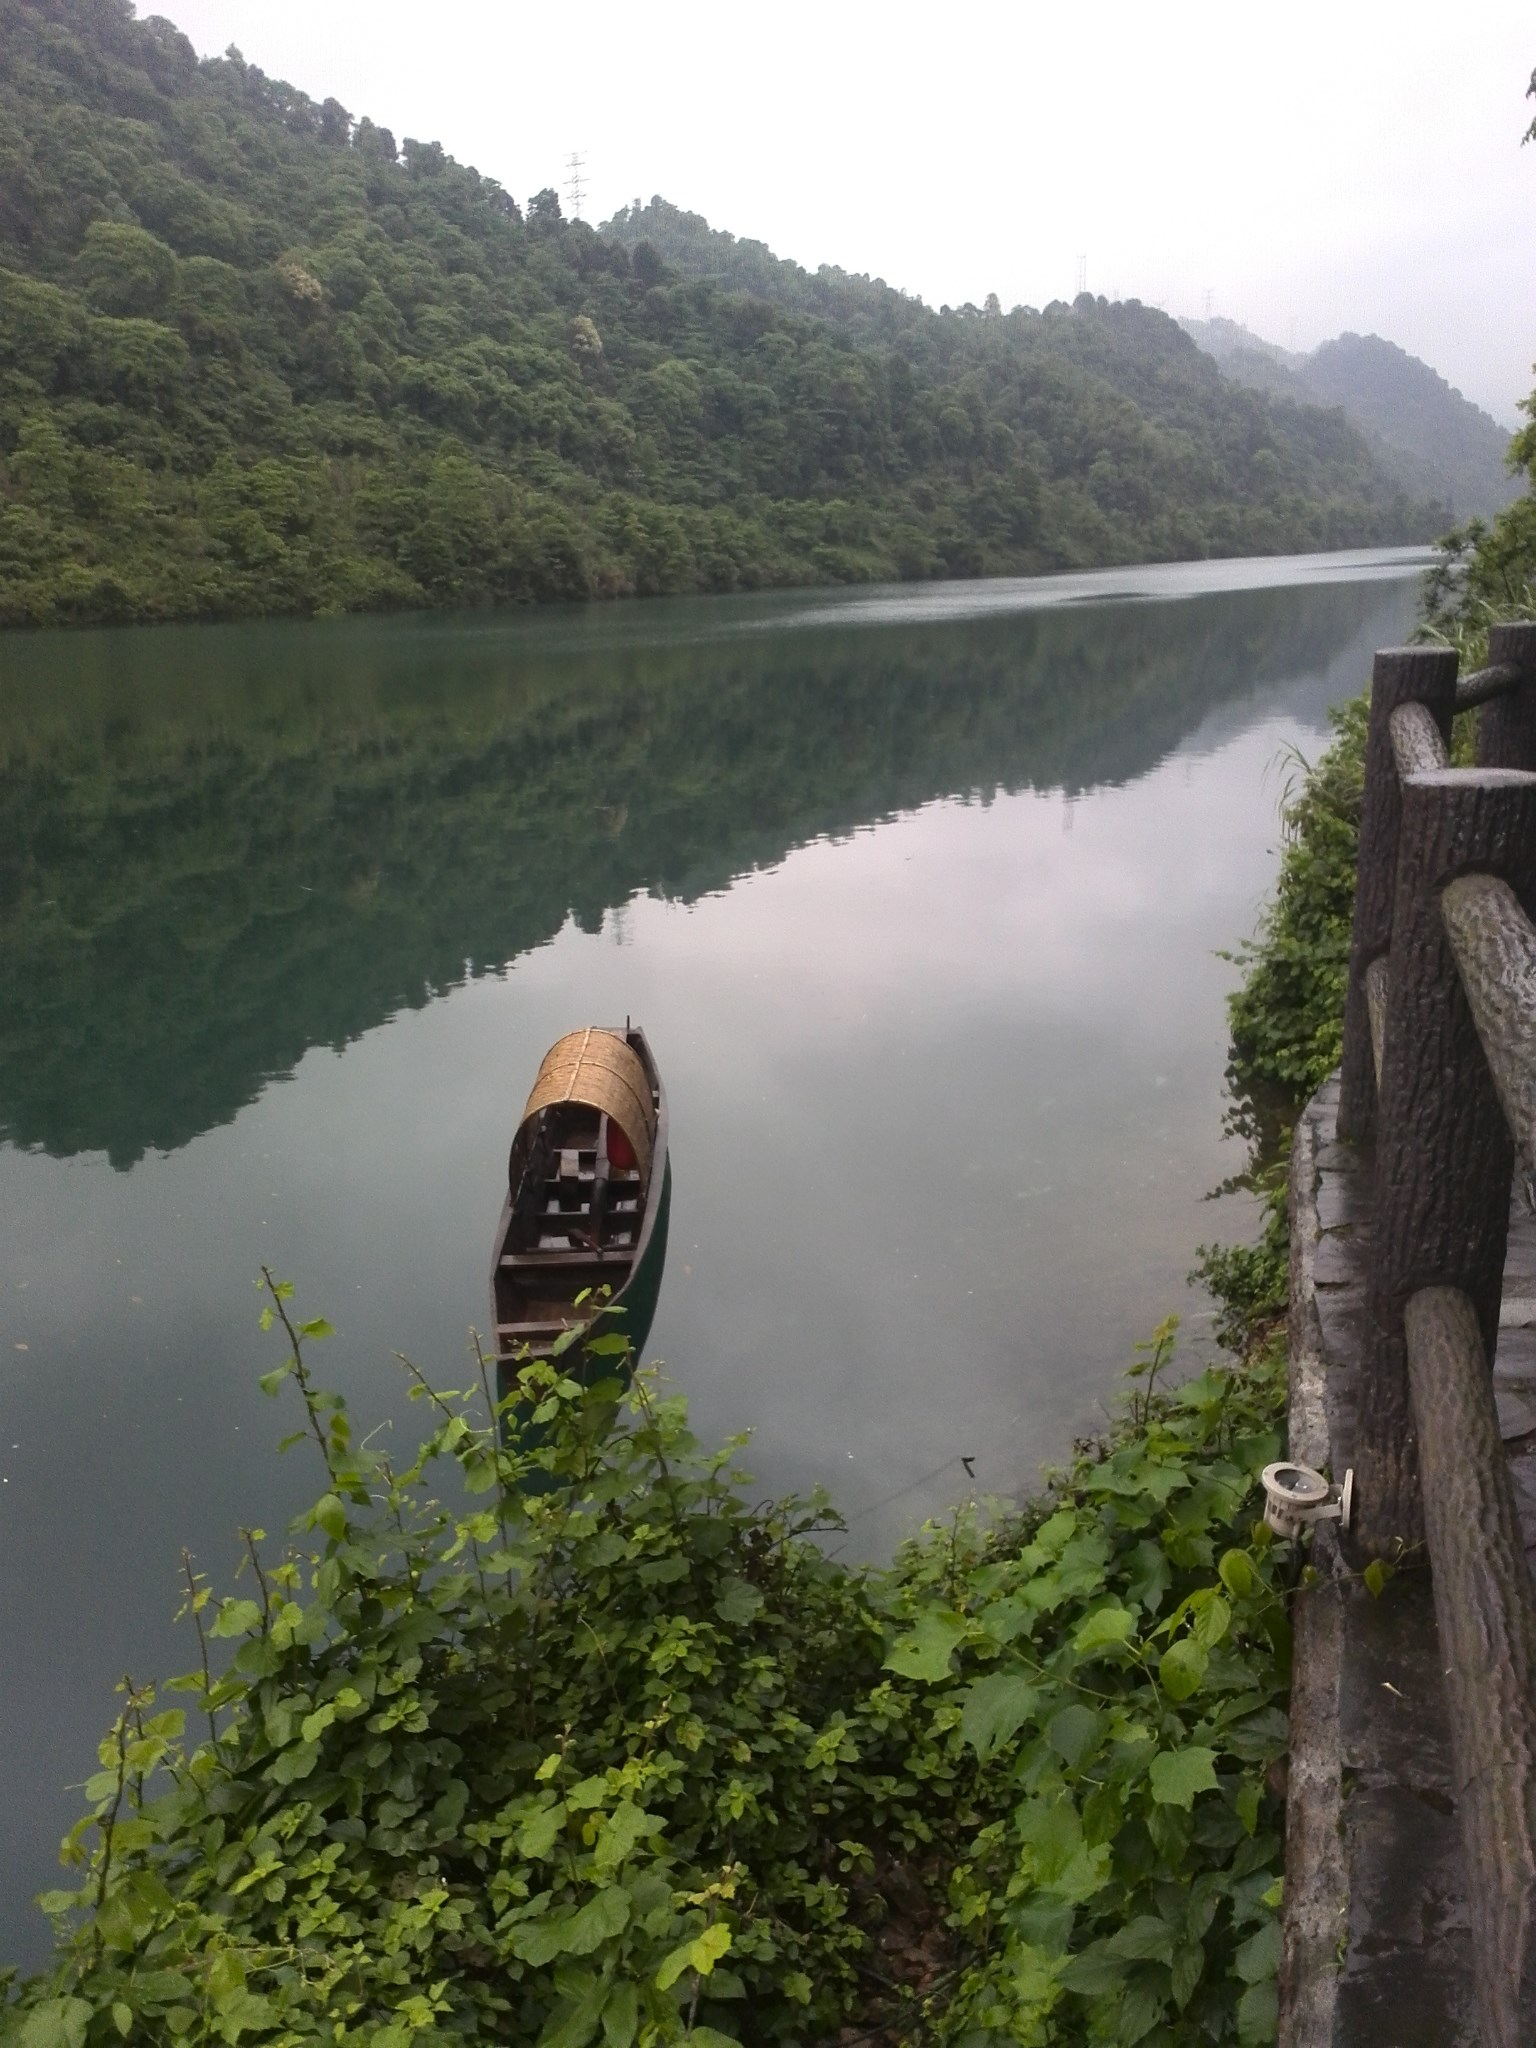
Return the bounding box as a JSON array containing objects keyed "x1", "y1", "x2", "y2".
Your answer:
[{"x1": 2, "y1": 1280, "x2": 1290, "y2": 2047}]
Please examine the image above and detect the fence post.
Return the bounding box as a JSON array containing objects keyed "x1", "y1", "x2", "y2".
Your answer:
[
  {"x1": 1338, "y1": 648, "x2": 1459, "y2": 1142},
  {"x1": 1479, "y1": 622, "x2": 1536, "y2": 771},
  {"x1": 1353, "y1": 767, "x2": 1536, "y2": 1555},
  {"x1": 1405, "y1": 1285, "x2": 1536, "y2": 2048}
]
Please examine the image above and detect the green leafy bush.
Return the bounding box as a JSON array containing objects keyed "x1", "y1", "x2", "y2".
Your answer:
[
  {"x1": 1, "y1": 1290, "x2": 1289, "y2": 2047},
  {"x1": 1222, "y1": 700, "x2": 1368, "y2": 1116}
]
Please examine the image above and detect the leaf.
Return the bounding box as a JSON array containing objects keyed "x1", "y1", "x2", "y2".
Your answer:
[
  {"x1": 512, "y1": 1913, "x2": 578, "y2": 1967},
  {"x1": 1218, "y1": 1549, "x2": 1258, "y2": 1600},
  {"x1": 684, "y1": 2034, "x2": 743, "y2": 2048},
  {"x1": 1171, "y1": 1938, "x2": 1204, "y2": 2009},
  {"x1": 1192, "y1": 1591, "x2": 1233, "y2": 1649},
  {"x1": 1047, "y1": 1703, "x2": 1104, "y2": 1769},
  {"x1": 883, "y1": 1608, "x2": 968, "y2": 1683},
  {"x1": 296, "y1": 1317, "x2": 334, "y2": 1340},
  {"x1": 18, "y1": 2000, "x2": 93, "y2": 2048},
  {"x1": 1124, "y1": 1539, "x2": 1172, "y2": 1615},
  {"x1": 1159, "y1": 1637, "x2": 1208, "y2": 1702},
  {"x1": 1115, "y1": 1965, "x2": 1169, "y2": 2045},
  {"x1": 1236, "y1": 1779, "x2": 1262, "y2": 1835},
  {"x1": 601, "y1": 1982, "x2": 638, "y2": 2048},
  {"x1": 538, "y1": 1981, "x2": 607, "y2": 2048},
  {"x1": 976, "y1": 1593, "x2": 1033, "y2": 1642},
  {"x1": 207, "y1": 1950, "x2": 245, "y2": 2002},
  {"x1": 1222, "y1": 1705, "x2": 1290, "y2": 1763},
  {"x1": 211, "y1": 1599, "x2": 263, "y2": 1639},
  {"x1": 1017, "y1": 1797, "x2": 1110, "y2": 1901},
  {"x1": 1149, "y1": 1747, "x2": 1219, "y2": 1809},
  {"x1": 111, "y1": 2007, "x2": 132, "y2": 2041},
  {"x1": 517, "y1": 1802, "x2": 567, "y2": 1861},
  {"x1": 1363, "y1": 1558, "x2": 1392, "y2": 1598},
  {"x1": 1237, "y1": 1979, "x2": 1279, "y2": 2044},
  {"x1": 689, "y1": 1922, "x2": 732, "y2": 1973},
  {"x1": 1107, "y1": 1915, "x2": 1174, "y2": 1962},
  {"x1": 214, "y1": 1990, "x2": 274, "y2": 2040},
  {"x1": 312, "y1": 1493, "x2": 347, "y2": 1541},
  {"x1": 563, "y1": 1884, "x2": 631, "y2": 1955},
  {"x1": 1057, "y1": 1944, "x2": 1126, "y2": 1996},
  {"x1": 713, "y1": 1577, "x2": 763, "y2": 1626},
  {"x1": 656, "y1": 1920, "x2": 731, "y2": 1991},
  {"x1": 1073, "y1": 1605, "x2": 1136, "y2": 1657},
  {"x1": 1234, "y1": 1918, "x2": 1281, "y2": 1984},
  {"x1": 656, "y1": 1938, "x2": 696, "y2": 1991},
  {"x1": 594, "y1": 1800, "x2": 654, "y2": 1872},
  {"x1": 960, "y1": 1670, "x2": 1039, "y2": 1761}
]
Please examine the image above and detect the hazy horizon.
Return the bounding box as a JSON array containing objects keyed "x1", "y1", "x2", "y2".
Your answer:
[{"x1": 120, "y1": 3, "x2": 1536, "y2": 428}]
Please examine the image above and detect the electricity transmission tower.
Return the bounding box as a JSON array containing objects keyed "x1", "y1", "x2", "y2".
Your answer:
[
  {"x1": 565, "y1": 151, "x2": 586, "y2": 221},
  {"x1": 1075, "y1": 253, "x2": 1087, "y2": 297}
]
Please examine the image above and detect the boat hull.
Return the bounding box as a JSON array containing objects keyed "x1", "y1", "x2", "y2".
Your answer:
[{"x1": 490, "y1": 1026, "x2": 670, "y2": 1427}]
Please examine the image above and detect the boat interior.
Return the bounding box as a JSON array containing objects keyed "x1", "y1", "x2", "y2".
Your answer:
[{"x1": 492, "y1": 1100, "x2": 647, "y2": 1356}]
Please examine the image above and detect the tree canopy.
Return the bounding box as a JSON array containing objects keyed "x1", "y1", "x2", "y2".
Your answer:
[{"x1": 0, "y1": 0, "x2": 1438, "y2": 629}]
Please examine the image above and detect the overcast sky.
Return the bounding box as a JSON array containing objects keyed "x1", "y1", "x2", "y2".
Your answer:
[{"x1": 149, "y1": 1, "x2": 1535, "y2": 426}]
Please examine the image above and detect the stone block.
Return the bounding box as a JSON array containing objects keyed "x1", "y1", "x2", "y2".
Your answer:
[
  {"x1": 1338, "y1": 1576, "x2": 1454, "y2": 1789},
  {"x1": 1315, "y1": 1236, "x2": 1368, "y2": 1288},
  {"x1": 1317, "y1": 1172, "x2": 1372, "y2": 1233}
]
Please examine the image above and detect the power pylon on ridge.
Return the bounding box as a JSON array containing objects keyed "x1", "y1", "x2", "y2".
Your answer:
[
  {"x1": 565, "y1": 151, "x2": 586, "y2": 222},
  {"x1": 1075, "y1": 253, "x2": 1087, "y2": 297}
]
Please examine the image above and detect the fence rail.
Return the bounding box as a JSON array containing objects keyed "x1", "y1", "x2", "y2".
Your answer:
[{"x1": 1335, "y1": 621, "x2": 1536, "y2": 2047}]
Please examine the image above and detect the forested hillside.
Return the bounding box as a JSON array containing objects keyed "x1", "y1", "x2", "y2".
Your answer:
[
  {"x1": 0, "y1": 1, "x2": 1436, "y2": 629},
  {"x1": 1180, "y1": 315, "x2": 1519, "y2": 520}
]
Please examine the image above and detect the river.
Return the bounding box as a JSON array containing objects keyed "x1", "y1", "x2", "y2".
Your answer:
[{"x1": 0, "y1": 547, "x2": 1426, "y2": 1966}]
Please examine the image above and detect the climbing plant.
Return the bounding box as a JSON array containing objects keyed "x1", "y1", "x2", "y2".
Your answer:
[{"x1": 1, "y1": 1283, "x2": 1289, "y2": 2047}]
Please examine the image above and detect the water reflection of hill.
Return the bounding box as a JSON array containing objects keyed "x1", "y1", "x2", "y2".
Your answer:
[{"x1": 1, "y1": 577, "x2": 1405, "y2": 1166}]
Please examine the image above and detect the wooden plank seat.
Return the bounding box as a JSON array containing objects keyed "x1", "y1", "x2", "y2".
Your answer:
[{"x1": 500, "y1": 1248, "x2": 634, "y2": 1269}]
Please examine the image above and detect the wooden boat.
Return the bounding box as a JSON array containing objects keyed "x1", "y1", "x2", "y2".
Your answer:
[{"x1": 489, "y1": 1025, "x2": 670, "y2": 1412}]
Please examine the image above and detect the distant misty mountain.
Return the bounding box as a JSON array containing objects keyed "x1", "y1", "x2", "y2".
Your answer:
[{"x1": 1179, "y1": 316, "x2": 1519, "y2": 521}]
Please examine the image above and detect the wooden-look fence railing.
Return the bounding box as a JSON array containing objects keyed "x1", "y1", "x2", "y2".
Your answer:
[{"x1": 1336, "y1": 621, "x2": 1536, "y2": 2047}]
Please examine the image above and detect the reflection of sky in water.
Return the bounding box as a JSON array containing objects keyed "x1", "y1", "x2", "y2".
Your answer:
[
  {"x1": 745, "y1": 546, "x2": 1435, "y2": 635},
  {"x1": 0, "y1": 555, "x2": 1424, "y2": 1967}
]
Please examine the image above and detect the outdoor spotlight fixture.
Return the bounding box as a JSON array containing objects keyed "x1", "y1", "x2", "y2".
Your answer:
[{"x1": 1260, "y1": 1461, "x2": 1354, "y2": 1540}]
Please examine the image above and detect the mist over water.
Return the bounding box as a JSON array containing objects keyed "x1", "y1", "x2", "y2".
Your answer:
[{"x1": 0, "y1": 549, "x2": 1426, "y2": 1967}]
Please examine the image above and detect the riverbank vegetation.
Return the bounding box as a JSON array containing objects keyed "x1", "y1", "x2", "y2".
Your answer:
[
  {"x1": 0, "y1": 1284, "x2": 1291, "y2": 2048},
  {"x1": 0, "y1": 0, "x2": 1437, "y2": 629},
  {"x1": 1198, "y1": 340, "x2": 1536, "y2": 1338}
]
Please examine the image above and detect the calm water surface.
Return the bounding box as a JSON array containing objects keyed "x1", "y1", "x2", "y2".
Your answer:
[{"x1": 0, "y1": 548, "x2": 1426, "y2": 1962}]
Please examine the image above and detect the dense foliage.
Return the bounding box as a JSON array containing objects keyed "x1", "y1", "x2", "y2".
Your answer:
[
  {"x1": 0, "y1": 1286, "x2": 1290, "y2": 2048},
  {"x1": 1223, "y1": 702, "x2": 1369, "y2": 1117},
  {"x1": 1192, "y1": 699, "x2": 1371, "y2": 1343},
  {"x1": 1198, "y1": 308, "x2": 1536, "y2": 1338},
  {"x1": 1180, "y1": 318, "x2": 1519, "y2": 522},
  {"x1": 1423, "y1": 384, "x2": 1536, "y2": 651},
  {"x1": 1225, "y1": 308, "x2": 1536, "y2": 1132},
  {"x1": 0, "y1": 0, "x2": 1436, "y2": 630}
]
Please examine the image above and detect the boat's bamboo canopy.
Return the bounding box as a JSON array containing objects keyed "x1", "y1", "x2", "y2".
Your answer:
[{"x1": 516, "y1": 1028, "x2": 655, "y2": 1186}]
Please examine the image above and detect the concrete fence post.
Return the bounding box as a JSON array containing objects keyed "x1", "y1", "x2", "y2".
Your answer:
[
  {"x1": 1338, "y1": 648, "x2": 1459, "y2": 1143},
  {"x1": 1353, "y1": 767, "x2": 1536, "y2": 1554}
]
